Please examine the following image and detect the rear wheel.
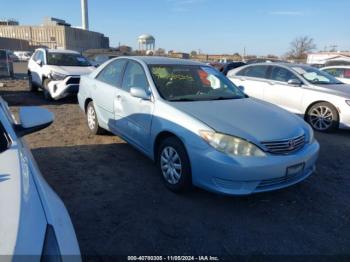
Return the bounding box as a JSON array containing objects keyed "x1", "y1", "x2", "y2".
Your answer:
[
  {"x1": 157, "y1": 137, "x2": 192, "y2": 192},
  {"x1": 28, "y1": 72, "x2": 38, "y2": 92},
  {"x1": 42, "y1": 79, "x2": 52, "y2": 100},
  {"x1": 86, "y1": 102, "x2": 104, "y2": 135},
  {"x1": 306, "y1": 102, "x2": 339, "y2": 132}
]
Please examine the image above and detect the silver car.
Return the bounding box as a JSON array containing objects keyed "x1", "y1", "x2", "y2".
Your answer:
[
  {"x1": 0, "y1": 97, "x2": 80, "y2": 260},
  {"x1": 228, "y1": 63, "x2": 350, "y2": 132},
  {"x1": 78, "y1": 57, "x2": 319, "y2": 196}
]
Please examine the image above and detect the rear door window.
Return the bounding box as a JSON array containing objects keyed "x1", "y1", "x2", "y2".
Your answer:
[{"x1": 237, "y1": 65, "x2": 269, "y2": 79}]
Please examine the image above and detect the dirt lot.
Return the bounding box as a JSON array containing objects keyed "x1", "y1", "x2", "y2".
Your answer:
[{"x1": 1, "y1": 77, "x2": 350, "y2": 259}]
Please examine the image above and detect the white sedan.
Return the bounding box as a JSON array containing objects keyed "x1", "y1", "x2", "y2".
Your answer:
[
  {"x1": 321, "y1": 65, "x2": 350, "y2": 84},
  {"x1": 228, "y1": 63, "x2": 350, "y2": 132},
  {"x1": 0, "y1": 97, "x2": 80, "y2": 261}
]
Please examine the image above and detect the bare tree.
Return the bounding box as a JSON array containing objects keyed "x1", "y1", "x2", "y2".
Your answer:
[{"x1": 287, "y1": 36, "x2": 316, "y2": 59}]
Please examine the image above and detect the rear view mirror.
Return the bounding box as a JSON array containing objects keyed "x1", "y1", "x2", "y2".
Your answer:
[
  {"x1": 288, "y1": 79, "x2": 302, "y2": 86},
  {"x1": 130, "y1": 87, "x2": 151, "y2": 100},
  {"x1": 15, "y1": 107, "x2": 54, "y2": 137}
]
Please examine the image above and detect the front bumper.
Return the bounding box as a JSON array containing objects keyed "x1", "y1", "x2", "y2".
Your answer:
[
  {"x1": 189, "y1": 141, "x2": 320, "y2": 196},
  {"x1": 339, "y1": 111, "x2": 350, "y2": 129},
  {"x1": 47, "y1": 76, "x2": 80, "y2": 100}
]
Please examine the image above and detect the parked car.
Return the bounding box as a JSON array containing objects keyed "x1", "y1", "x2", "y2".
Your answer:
[
  {"x1": 221, "y1": 62, "x2": 246, "y2": 75},
  {"x1": 14, "y1": 51, "x2": 32, "y2": 62},
  {"x1": 28, "y1": 48, "x2": 95, "y2": 100},
  {"x1": 321, "y1": 66, "x2": 350, "y2": 84},
  {"x1": 90, "y1": 54, "x2": 119, "y2": 67},
  {"x1": 208, "y1": 62, "x2": 224, "y2": 72},
  {"x1": 78, "y1": 57, "x2": 319, "y2": 196},
  {"x1": 0, "y1": 49, "x2": 14, "y2": 78},
  {"x1": 0, "y1": 97, "x2": 80, "y2": 260},
  {"x1": 228, "y1": 63, "x2": 350, "y2": 132}
]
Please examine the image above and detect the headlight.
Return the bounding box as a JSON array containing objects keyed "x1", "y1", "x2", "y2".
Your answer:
[
  {"x1": 41, "y1": 225, "x2": 62, "y2": 262},
  {"x1": 50, "y1": 71, "x2": 67, "y2": 81},
  {"x1": 346, "y1": 100, "x2": 350, "y2": 106},
  {"x1": 199, "y1": 131, "x2": 266, "y2": 157}
]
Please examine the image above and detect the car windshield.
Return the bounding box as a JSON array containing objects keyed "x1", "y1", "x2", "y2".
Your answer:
[
  {"x1": 47, "y1": 53, "x2": 91, "y2": 67},
  {"x1": 292, "y1": 66, "x2": 342, "y2": 85},
  {"x1": 149, "y1": 65, "x2": 246, "y2": 101}
]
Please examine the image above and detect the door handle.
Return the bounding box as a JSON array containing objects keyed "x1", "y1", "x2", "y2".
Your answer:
[{"x1": 116, "y1": 95, "x2": 122, "y2": 100}]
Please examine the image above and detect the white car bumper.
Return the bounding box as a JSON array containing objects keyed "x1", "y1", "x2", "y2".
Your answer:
[{"x1": 47, "y1": 76, "x2": 80, "y2": 100}]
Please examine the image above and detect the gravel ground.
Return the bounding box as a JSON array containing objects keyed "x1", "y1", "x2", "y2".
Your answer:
[{"x1": 1, "y1": 77, "x2": 350, "y2": 260}]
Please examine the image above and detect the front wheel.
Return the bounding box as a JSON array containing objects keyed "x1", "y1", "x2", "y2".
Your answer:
[
  {"x1": 28, "y1": 72, "x2": 38, "y2": 92},
  {"x1": 306, "y1": 102, "x2": 339, "y2": 132},
  {"x1": 158, "y1": 137, "x2": 192, "y2": 192},
  {"x1": 86, "y1": 102, "x2": 104, "y2": 135}
]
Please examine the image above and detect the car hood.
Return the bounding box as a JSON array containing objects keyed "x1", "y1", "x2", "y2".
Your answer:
[
  {"x1": 0, "y1": 143, "x2": 47, "y2": 255},
  {"x1": 47, "y1": 65, "x2": 95, "y2": 76},
  {"x1": 311, "y1": 84, "x2": 350, "y2": 98},
  {"x1": 169, "y1": 98, "x2": 306, "y2": 142}
]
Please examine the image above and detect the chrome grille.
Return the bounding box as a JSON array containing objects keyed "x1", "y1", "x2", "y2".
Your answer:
[{"x1": 261, "y1": 134, "x2": 306, "y2": 155}]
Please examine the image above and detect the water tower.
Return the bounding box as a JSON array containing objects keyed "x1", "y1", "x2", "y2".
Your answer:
[{"x1": 138, "y1": 34, "x2": 155, "y2": 51}]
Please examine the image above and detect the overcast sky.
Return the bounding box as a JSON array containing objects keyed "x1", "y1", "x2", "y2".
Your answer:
[{"x1": 2, "y1": 0, "x2": 350, "y2": 55}]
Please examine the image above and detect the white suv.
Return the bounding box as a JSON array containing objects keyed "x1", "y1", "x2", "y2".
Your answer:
[{"x1": 28, "y1": 48, "x2": 95, "y2": 100}]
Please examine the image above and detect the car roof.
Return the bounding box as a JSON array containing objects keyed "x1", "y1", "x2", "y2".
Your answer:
[
  {"x1": 119, "y1": 56, "x2": 205, "y2": 66},
  {"x1": 245, "y1": 62, "x2": 305, "y2": 67},
  {"x1": 321, "y1": 65, "x2": 350, "y2": 69},
  {"x1": 37, "y1": 48, "x2": 80, "y2": 54}
]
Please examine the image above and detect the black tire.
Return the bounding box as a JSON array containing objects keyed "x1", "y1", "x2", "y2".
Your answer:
[
  {"x1": 28, "y1": 72, "x2": 38, "y2": 92},
  {"x1": 157, "y1": 137, "x2": 192, "y2": 192},
  {"x1": 86, "y1": 102, "x2": 104, "y2": 135},
  {"x1": 306, "y1": 102, "x2": 339, "y2": 132},
  {"x1": 42, "y1": 79, "x2": 52, "y2": 100}
]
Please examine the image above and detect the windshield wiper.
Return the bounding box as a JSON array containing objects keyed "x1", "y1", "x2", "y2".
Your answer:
[
  {"x1": 168, "y1": 98, "x2": 196, "y2": 102},
  {"x1": 211, "y1": 96, "x2": 240, "y2": 101}
]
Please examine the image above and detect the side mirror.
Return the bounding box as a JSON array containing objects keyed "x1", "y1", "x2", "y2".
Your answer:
[
  {"x1": 130, "y1": 87, "x2": 151, "y2": 100},
  {"x1": 15, "y1": 107, "x2": 54, "y2": 137},
  {"x1": 36, "y1": 59, "x2": 43, "y2": 66},
  {"x1": 238, "y1": 85, "x2": 245, "y2": 92},
  {"x1": 287, "y1": 79, "x2": 302, "y2": 86}
]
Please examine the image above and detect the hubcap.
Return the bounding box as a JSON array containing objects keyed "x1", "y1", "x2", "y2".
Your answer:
[
  {"x1": 160, "y1": 146, "x2": 182, "y2": 185},
  {"x1": 87, "y1": 106, "x2": 96, "y2": 130},
  {"x1": 309, "y1": 106, "x2": 333, "y2": 130}
]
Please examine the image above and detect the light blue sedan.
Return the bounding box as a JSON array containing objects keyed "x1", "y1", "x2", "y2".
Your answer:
[{"x1": 78, "y1": 57, "x2": 320, "y2": 195}]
